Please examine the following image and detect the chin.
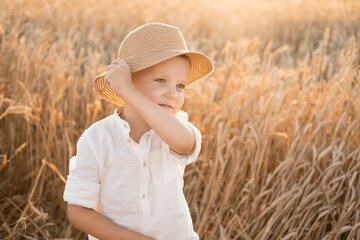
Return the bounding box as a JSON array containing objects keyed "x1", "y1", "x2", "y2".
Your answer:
[
  {"x1": 168, "y1": 109, "x2": 176, "y2": 114},
  {"x1": 167, "y1": 108, "x2": 177, "y2": 115}
]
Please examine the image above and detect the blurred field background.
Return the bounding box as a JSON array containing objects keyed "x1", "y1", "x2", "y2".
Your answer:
[{"x1": 1, "y1": 0, "x2": 360, "y2": 239}]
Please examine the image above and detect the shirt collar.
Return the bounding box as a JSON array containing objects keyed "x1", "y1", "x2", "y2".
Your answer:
[
  {"x1": 113, "y1": 107, "x2": 131, "y2": 132},
  {"x1": 113, "y1": 107, "x2": 154, "y2": 137}
]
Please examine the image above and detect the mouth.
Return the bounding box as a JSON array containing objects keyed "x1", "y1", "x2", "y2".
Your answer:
[{"x1": 159, "y1": 104, "x2": 173, "y2": 109}]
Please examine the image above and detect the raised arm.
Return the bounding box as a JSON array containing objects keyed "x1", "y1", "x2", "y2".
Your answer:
[
  {"x1": 67, "y1": 204, "x2": 154, "y2": 240},
  {"x1": 105, "y1": 58, "x2": 195, "y2": 154},
  {"x1": 122, "y1": 86, "x2": 195, "y2": 154}
]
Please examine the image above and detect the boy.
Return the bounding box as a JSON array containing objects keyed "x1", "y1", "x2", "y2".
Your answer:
[{"x1": 63, "y1": 23, "x2": 213, "y2": 240}]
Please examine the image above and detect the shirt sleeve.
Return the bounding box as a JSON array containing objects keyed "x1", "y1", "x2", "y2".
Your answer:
[
  {"x1": 162, "y1": 111, "x2": 202, "y2": 167},
  {"x1": 63, "y1": 130, "x2": 100, "y2": 209}
]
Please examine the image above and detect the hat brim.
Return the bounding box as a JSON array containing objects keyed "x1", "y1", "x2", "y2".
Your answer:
[{"x1": 93, "y1": 50, "x2": 214, "y2": 106}]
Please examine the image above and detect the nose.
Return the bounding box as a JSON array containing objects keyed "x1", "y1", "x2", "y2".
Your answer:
[{"x1": 165, "y1": 84, "x2": 177, "y2": 99}]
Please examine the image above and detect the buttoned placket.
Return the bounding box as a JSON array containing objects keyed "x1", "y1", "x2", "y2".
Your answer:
[
  {"x1": 115, "y1": 108, "x2": 153, "y2": 221},
  {"x1": 138, "y1": 132, "x2": 152, "y2": 221},
  {"x1": 123, "y1": 130, "x2": 152, "y2": 222}
]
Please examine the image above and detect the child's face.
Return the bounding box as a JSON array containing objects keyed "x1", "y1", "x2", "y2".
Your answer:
[{"x1": 131, "y1": 56, "x2": 190, "y2": 115}]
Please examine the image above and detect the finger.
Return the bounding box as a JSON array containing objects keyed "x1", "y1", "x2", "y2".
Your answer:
[
  {"x1": 104, "y1": 69, "x2": 113, "y2": 82},
  {"x1": 103, "y1": 72, "x2": 108, "y2": 83},
  {"x1": 107, "y1": 64, "x2": 116, "y2": 71},
  {"x1": 112, "y1": 58, "x2": 128, "y2": 66},
  {"x1": 111, "y1": 58, "x2": 123, "y2": 64},
  {"x1": 107, "y1": 62, "x2": 122, "y2": 71},
  {"x1": 107, "y1": 61, "x2": 128, "y2": 72},
  {"x1": 104, "y1": 76, "x2": 112, "y2": 88}
]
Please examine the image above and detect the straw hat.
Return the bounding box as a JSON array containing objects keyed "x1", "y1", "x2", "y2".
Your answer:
[{"x1": 93, "y1": 23, "x2": 214, "y2": 106}]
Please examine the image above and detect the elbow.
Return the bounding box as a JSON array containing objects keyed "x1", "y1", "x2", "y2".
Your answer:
[
  {"x1": 174, "y1": 132, "x2": 196, "y2": 155},
  {"x1": 178, "y1": 142, "x2": 195, "y2": 155}
]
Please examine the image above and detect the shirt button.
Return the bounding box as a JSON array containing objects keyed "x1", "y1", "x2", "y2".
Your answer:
[
  {"x1": 142, "y1": 194, "x2": 146, "y2": 199},
  {"x1": 143, "y1": 162, "x2": 147, "y2": 167}
]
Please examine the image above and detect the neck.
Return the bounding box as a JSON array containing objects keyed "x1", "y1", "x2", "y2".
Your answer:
[{"x1": 119, "y1": 105, "x2": 151, "y2": 143}]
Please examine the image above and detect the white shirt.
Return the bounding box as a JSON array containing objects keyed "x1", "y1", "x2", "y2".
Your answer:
[{"x1": 63, "y1": 108, "x2": 201, "y2": 240}]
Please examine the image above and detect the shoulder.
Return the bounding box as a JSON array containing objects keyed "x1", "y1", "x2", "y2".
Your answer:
[
  {"x1": 88, "y1": 113, "x2": 114, "y2": 128},
  {"x1": 77, "y1": 111, "x2": 124, "y2": 158},
  {"x1": 80, "y1": 112, "x2": 123, "y2": 146},
  {"x1": 175, "y1": 110, "x2": 199, "y2": 131},
  {"x1": 175, "y1": 109, "x2": 201, "y2": 140},
  {"x1": 175, "y1": 110, "x2": 189, "y2": 122}
]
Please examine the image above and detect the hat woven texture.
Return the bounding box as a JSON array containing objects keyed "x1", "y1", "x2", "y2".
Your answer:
[{"x1": 93, "y1": 23, "x2": 214, "y2": 106}]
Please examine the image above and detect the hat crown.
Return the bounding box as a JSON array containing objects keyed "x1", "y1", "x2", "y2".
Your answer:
[{"x1": 118, "y1": 23, "x2": 188, "y2": 59}]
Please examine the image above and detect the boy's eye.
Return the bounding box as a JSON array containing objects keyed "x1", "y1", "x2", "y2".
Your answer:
[
  {"x1": 177, "y1": 84, "x2": 185, "y2": 89},
  {"x1": 155, "y1": 79, "x2": 165, "y2": 83}
]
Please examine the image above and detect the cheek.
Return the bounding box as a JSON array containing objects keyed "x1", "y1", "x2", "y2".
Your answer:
[
  {"x1": 136, "y1": 83, "x2": 158, "y2": 100},
  {"x1": 133, "y1": 81, "x2": 146, "y2": 94},
  {"x1": 177, "y1": 94, "x2": 185, "y2": 107}
]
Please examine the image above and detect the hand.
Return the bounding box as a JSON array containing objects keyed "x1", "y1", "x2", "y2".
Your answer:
[{"x1": 104, "y1": 58, "x2": 133, "y2": 98}]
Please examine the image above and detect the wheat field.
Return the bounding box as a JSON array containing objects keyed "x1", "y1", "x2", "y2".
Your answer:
[{"x1": 1, "y1": 0, "x2": 360, "y2": 239}]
